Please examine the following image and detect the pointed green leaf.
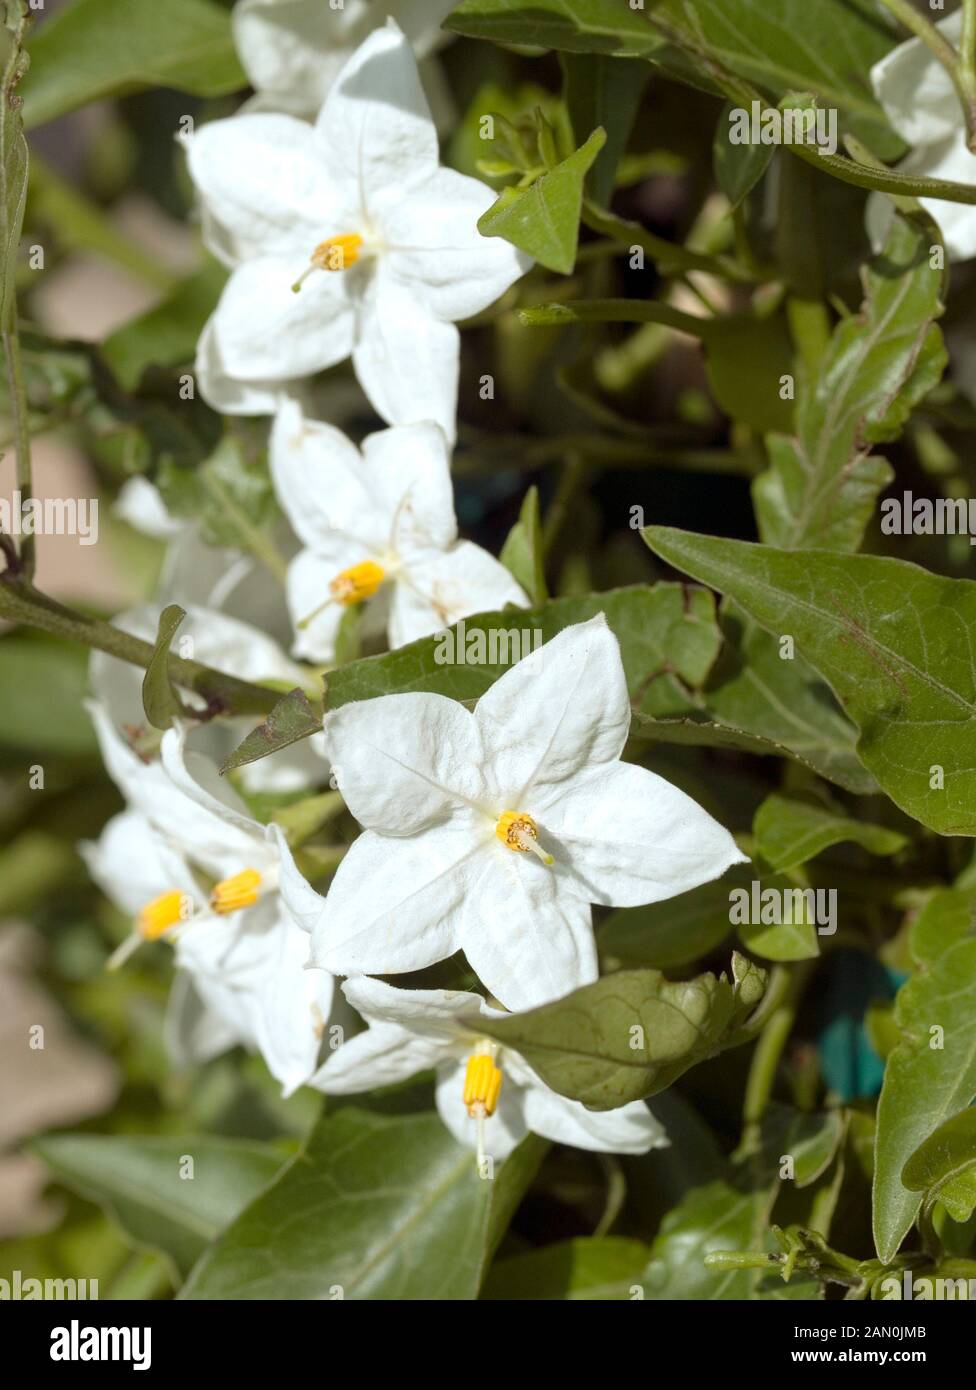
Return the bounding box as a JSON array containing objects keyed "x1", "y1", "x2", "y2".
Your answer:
[
  {"x1": 475, "y1": 956, "x2": 765, "y2": 1111},
  {"x1": 754, "y1": 212, "x2": 946, "y2": 553},
  {"x1": 874, "y1": 939, "x2": 976, "y2": 1261},
  {"x1": 483, "y1": 1236, "x2": 649, "y2": 1300},
  {"x1": 642, "y1": 527, "x2": 976, "y2": 836},
  {"x1": 902, "y1": 1108, "x2": 976, "y2": 1226},
  {"x1": 499, "y1": 484, "x2": 548, "y2": 605},
  {"x1": 23, "y1": 0, "x2": 244, "y2": 130},
  {"x1": 221, "y1": 688, "x2": 322, "y2": 775},
  {"x1": 753, "y1": 794, "x2": 907, "y2": 873},
  {"x1": 446, "y1": 0, "x2": 666, "y2": 58},
  {"x1": 33, "y1": 1134, "x2": 285, "y2": 1280},
  {"x1": 479, "y1": 127, "x2": 606, "y2": 273}
]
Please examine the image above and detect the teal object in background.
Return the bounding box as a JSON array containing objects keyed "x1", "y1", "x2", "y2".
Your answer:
[{"x1": 814, "y1": 951, "x2": 909, "y2": 1102}]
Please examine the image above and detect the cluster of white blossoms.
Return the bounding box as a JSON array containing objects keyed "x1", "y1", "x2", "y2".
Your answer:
[{"x1": 91, "y1": 4, "x2": 747, "y2": 1166}]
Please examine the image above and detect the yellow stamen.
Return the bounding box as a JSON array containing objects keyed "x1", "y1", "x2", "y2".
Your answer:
[
  {"x1": 210, "y1": 868, "x2": 262, "y2": 915},
  {"x1": 291, "y1": 233, "x2": 364, "y2": 292},
  {"x1": 298, "y1": 559, "x2": 386, "y2": 630},
  {"x1": 138, "y1": 889, "x2": 192, "y2": 941},
  {"x1": 494, "y1": 810, "x2": 554, "y2": 866},
  {"x1": 463, "y1": 1050, "x2": 503, "y2": 1118}
]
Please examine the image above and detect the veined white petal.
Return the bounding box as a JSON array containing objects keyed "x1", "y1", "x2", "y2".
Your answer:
[
  {"x1": 870, "y1": 10, "x2": 963, "y2": 147},
  {"x1": 361, "y1": 419, "x2": 457, "y2": 553},
  {"x1": 476, "y1": 614, "x2": 631, "y2": 806},
  {"x1": 521, "y1": 1084, "x2": 666, "y2": 1155},
  {"x1": 342, "y1": 975, "x2": 491, "y2": 1038},
  {"x1": 270, "y1": 398, "x2": 380, "y2": 552},
  {"x1": 323, "y1": 694, "x2": 487, "y2": 832},
  {"x1": 312, "y1": 1018, "x2": 451, "y2": 1093},
  {"x1": 390, "y1": 540, "x2": 527, "y2": 649}
]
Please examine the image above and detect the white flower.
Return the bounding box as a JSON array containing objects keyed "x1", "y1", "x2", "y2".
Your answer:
[
  {"x1": 83, "y1": 724, "x2": 333, "y2": 1095},
  {"x1": 185, "y1": 21, "x2": 530, "y2": 436},
  {"x1": 869, "y1": 10, "x2": 976, "y2": 260},
  {"x1": 314, "y1": 976, "x2": 667, "y2": 1164},
  {"x1": 270, "y1": 399, "x2": 527, "y2": 661},
  {"x1": 233, "y1": 0, "x2": 456, "y2": 119},
  {"x1": 280, "y1": 615, "x2": 746, "y2": 1011}
]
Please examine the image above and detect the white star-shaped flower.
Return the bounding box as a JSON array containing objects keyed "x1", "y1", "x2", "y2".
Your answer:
[
  {"x1": 278, "y1": 615, "x2": 747, "y2": 1011},
  {"x1": 83, "y1": 720, "x2": 333, "y2": 1095},
  {"x1": 270, "y1": 399, "x2": 527, "y2": 662},
  {"x1": 233, "y1": 0, "x2": 456, "y2": 119},
  {"x1": 869, "y1": 10, "x2": 976, "y2": 260},
  {"x1": 185, "y1": 20, "x2": 530, "y2": 435},
  {"x1": 314, "y1": 976, "x2": 667, "y2": 1164}
]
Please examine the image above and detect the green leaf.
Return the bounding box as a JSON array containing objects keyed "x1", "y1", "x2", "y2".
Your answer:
[
  {"x1": 22, "y1": 0, "x2": 244, "y2": 129},
  {"x1": 648, "y1": 0, "x2": 902, "y2": 157},
  {"x1": 101, "y1": 261, "x2": 226, "y2": 390},
  {"x1": 561, "y1": 54, "x2": 648, "y2": 206},
  {"x1": 325, "y1": 583, "x2": 720, "y2": 714},
  {"x1": 735, "y1": 870, "x2": 821, "y2": 963},
  {"x1": 910, "y1": 887, "x2": 976, "y2": 967},
  {"x1": 478, "y1": 127, "x2": 606, "y2": 274},
  {"x1": 33, "y1": 1134, "x2": 285, "y2": 1280},
  {"x1": 0, "y1": 3, "x2": 28, "y2": 329},
  {"x1": 180, "y1": 1102, "x2": 539, "y2": 1300},
  {"x1": 600, "y1": 879, "x2": 733, "y2": 971},
  {"x1": 475, "y1": 955, "x2": 765, "y2": 1111},
  {"x1": 642, "y1": 527, "x2": 976, "y2": 836},
  {"x1": 483, "y1": 1236, "x2": 649, "y2": 1300},
  {"x1": 221, "y1": 688, "x2": 322, "y2": 775},
  {"x1": 874, "y1": 939, "x2": 976, "y2": 1261},
  {"x1": 754, "y1": 212, "x2": 946, "y2": 553},
  {"x1": 141, "y1": 604, "x2": 186, "y2": 732},
  {"x1": 696, "y1": 611, "x2": 874, "y2": 795},
  {"x1": 902, "y1": 1109, "x2": 976, "y2": 1226},
  {"x1": 445, "y1": 0, "x2": 667, "y2": 58},
  {"x1": 702, "y1": 311, "x2": 796, "y2": 435},
  {"x1": 753, "y1": 793, "x2": 907, "y2": 873},
  {"x1": 499, "y1": 484, "x2": 548, "y2": 605},
  {"x1": 713, "y1": 101, "x2": 773, "y2": 209}
]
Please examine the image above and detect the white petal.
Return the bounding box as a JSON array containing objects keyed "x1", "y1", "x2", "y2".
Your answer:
[
  {"x1": 435, "y1": 1060, "x2": 528, "y2": 1159},
  {"x1": 174, "y1": 896, "x2": 281, "y2": 986},
  {"x1": 250, "y1": 916, "x2": 334, "y2": 1096},
  {"x1": 323, "y1": 693, "x2": 486, "y2": 832},
  {"x1": 342, "y1": 974, "x2": 488, "y2": 1036},
  {"x1": 80, "y1": 810, "x2": 199, "y2": 917},
  {"x1": 270, "y1": 398, "x2": 380, "y2": 551},
  {"x1": 870, "y1": 10, "x2": 963, "y2": 147},
  {"x1": 390, "y1": 541, "x2": 527, "y2": 648},
  {"x1": 361, "y1": 420, "x2": 457, "y2": 552},
  {"x1": 312, "y1": 1018, "x2": 449, "y2": 1093},
  {"x1": 114, "y1": 478, "x2": 182, "y2": 539},
  {"x1": 476, "y1": 614, "x2": 631, "y2": 806},
  {"x1": 537, "y1": 759, "x2": 747, "y2": 908},
  {"x1": 308, "y1": 822, "x2": 483, "y2": 976},
  {"x1": 285, "y1": 547, "x2": 364, "y2": 663},
  {"x1": 157, "y1": 727, "x2": 270, "y2": 877},
  {"x1": 165, "y1": 970, "x2": 242, "y2": 1067},
  {"x1": 352, "y1": 273, "x2": 460, "y2": 440},
  {"x1": 914, "y1": 132, "x2": 976, "y2": 261},
  {"x1": 314, "y1": 21, "x2": 439, "y2": 208},
  {"x1": 210, "y1": 258, "x2": 356, "y2": 383},
  {"x1": 233, "y1": 0, "x2": 361, "y2": 115},
  {"x1": 460, "y1": 850, "x2": 598, "y2": 1011},
  {"x1": 196, "y1": 318, "x2": 294, "y2": 416},
  {"x1": 184, "y1": 112, "x2": 341, "y2": 262},
  {"x1": 385, "y1": 166, "x2": 531, "y2": 319},
  {"x1": 521, "y1": 1084, "x2": 666, "y2": 1155},
  {"x1": 272, "y1": 824, "x2": 327, "y2": 937}
]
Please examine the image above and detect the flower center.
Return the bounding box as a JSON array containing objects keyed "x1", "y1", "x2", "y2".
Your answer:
[
  {"x1": 291, "y1": 233, "x2": 365, "y2": 293},
  {"x1": 210, "y1": 868, "x2": 263, "y2": 914},
  {"x1": 297, "y1": 560, "x2": 386, "y2": 631},
  {"x1": 463, "y1": 1044, "x2": 503, "y2": 1118},
  {"x1": 495, "y1": 810, "x2": 554, "y2": 866},
  {"x1": 330, "y1": 560, "x2": 385, "y2": 606},
  {"x1": 138, "y1": 889, "x2": 193, "y2": 941}
]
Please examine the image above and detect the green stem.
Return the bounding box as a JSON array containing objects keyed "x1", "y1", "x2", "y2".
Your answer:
[
  {"x1": 788, "y1": 135, "x2": 976, "y2": 203},
  {"x1": 0, "y1": 579, "x2": 281, "y2": 717},
  {"x1": 738, "y1": 961, "x2": 814, "y2": 1156},
  {"x1": 2, "y1": 311, "x2": 34, "y2": 576},
  {"x1": 876, "y1": 0, "x2": 976, "y2": 150},
  {"x1": 580, "y1": 201, "x2": 756, "y2": 284},
  {"x1": 519, "y1": 298, "x2": 710, "y2": 334}
]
